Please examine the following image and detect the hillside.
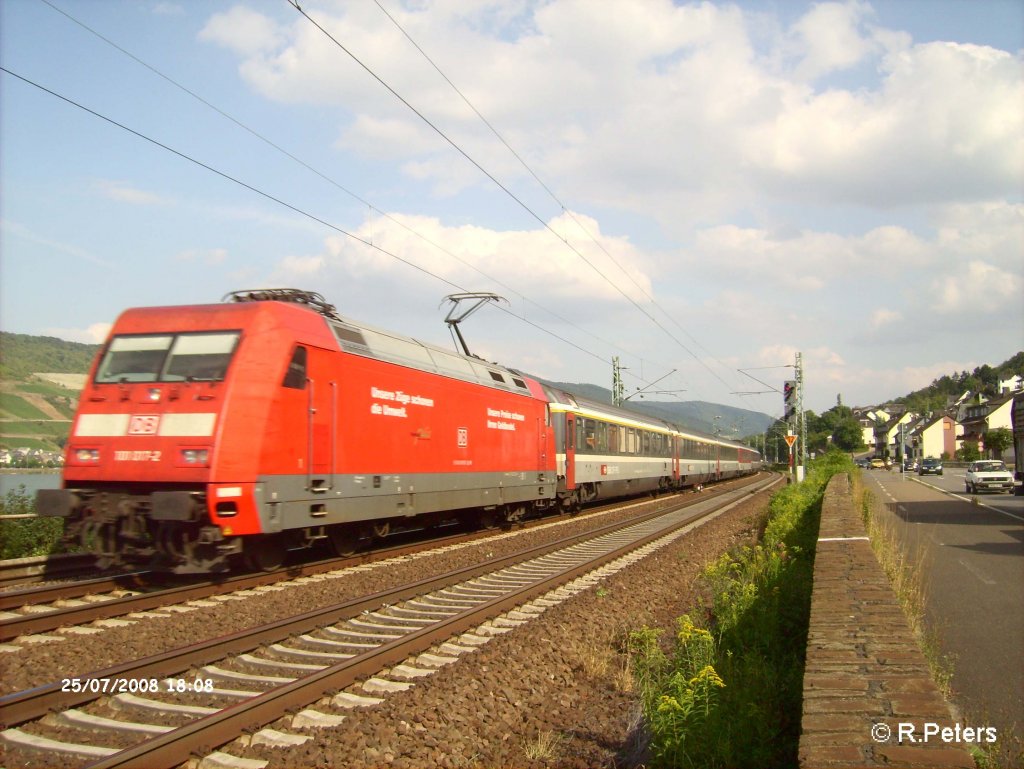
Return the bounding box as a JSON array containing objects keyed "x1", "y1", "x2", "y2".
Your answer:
[
  {"x1": 543, "y1": 380, "x2": 774, "y2": 438},
  {"x1": 0, "y1": 333, "x2": 98, "y2": 452},
  {"x1": 892, "y1": 352, "x2": 1024, "y2": 413},
  {"x1": 0, "y1": 332, "x2": 99, "y2": 379}
]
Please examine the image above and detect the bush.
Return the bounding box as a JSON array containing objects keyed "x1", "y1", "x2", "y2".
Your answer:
[
  {"x1": 956, "y1": 444, "x2": 981, "y2": 462},
  {"x1": 0, "y1": 485, "x2": 66, "y2": 559}
]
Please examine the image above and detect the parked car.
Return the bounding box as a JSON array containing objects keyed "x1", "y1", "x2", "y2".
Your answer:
[
  {"x1": 918, "y1": 458, "x2": 943, "y2": 476},
  {"x1": 964, "y1": 460, "x2": 1014, "y2": 494}
]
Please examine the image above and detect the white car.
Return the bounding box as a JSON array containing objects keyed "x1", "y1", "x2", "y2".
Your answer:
[{"x1": 964, "y1": 460, "x2": 1014, "y2": 494}]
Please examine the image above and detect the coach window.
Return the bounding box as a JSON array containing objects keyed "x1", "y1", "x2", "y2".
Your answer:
[{"x1": 282, "y1": 345, "x2": 307, "y2": 389}]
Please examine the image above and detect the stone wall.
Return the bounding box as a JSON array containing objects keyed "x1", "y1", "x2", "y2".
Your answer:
[{"x1": 799, "y1": 473, "x2": 973, "y2": 768}]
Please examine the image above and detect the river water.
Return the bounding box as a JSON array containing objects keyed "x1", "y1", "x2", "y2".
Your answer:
[{"x1": 0, "y1": 472, "x2": 61, "y2": 497}]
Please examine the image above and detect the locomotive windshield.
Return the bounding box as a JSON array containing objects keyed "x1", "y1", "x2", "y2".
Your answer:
[{"x1": 95, "y1": 331, "x2": 240, "y2": 383}]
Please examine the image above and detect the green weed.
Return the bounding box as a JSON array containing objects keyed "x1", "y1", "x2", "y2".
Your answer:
[{"x1": 629, "y1": 451, "x2": 852, "y2": 768}]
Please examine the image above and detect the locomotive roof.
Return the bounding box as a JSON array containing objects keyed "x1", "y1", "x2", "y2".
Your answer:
[{"x1": 327, "y1": 312, "x2": 538, "y2": 396}]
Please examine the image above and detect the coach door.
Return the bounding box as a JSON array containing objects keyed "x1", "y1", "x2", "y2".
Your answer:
[
  {"x1": 564, "y1": 412, "x2": 576, "y2": 489},
  {"x1": 672, "y1": 435, "x2": 680, "y2": 481}
]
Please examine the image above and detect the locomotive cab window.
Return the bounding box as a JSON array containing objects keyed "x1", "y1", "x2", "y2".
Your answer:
[
  {"x1": 162, "y1": 332, "x2": 240, "y2": 381},
  {"x1": 95, "y1": 331, "x2": 240, "y2": 383},
  {"x1": 96, "y1": 335, "x2": 173, "y2": 383},
  {"x1": 283, "y1": 345, "x2": 307, "y2": 389}
]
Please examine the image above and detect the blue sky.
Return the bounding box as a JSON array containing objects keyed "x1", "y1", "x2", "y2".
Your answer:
[{"x1": 1, "y1": 0, "x2": 1021, "y2": 424}]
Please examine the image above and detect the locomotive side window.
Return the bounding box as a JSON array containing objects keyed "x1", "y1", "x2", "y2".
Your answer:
[
  {"x1": 282, "y1": 345, "x2": 307, "y2": 389},
  {"x1": 332, "y1": 323, "x2": 368, "y2": 350}
]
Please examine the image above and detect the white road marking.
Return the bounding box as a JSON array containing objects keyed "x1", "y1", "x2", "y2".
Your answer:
[{"x1": 958, "y1": 558, "x2": 997, "y2": 586}]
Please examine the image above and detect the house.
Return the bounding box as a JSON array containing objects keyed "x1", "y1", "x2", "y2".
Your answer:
[
  {"x1": 874, "y1": 412, "x2": 918, "y2": 459},
  {"x1": 912, "y1": 413, "x2": 961, "y2": 459},
  {"x1": 852, "y1": 408, "x2": 879, "y2": 451},
  {"x1": 959, "y1": 393, "x2": 1014, "y2": 460},
  {"x1": 999, "y1": 375, "x2": 1023, "y2": 395}
]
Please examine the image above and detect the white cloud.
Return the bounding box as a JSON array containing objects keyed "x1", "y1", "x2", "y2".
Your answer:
[
  {"x1": 199, "y1": 1, "x2": 1022, "y2": 217},
  {"x1": 276, "y1": 253, "x2": 325, "y2": 276},
  {"x1": 276, "y1": 209, "x2": 654, "y2": 310},
  {"x1": 931, "y1": 260, "x2": 1023, "y2": 315},
  {"x1": 0, "y1": 219, "x2": 112, "y2": 267},
  {"x1": 94, "y1": 180, "x2": 167, "y2": 206},
  {"x1": 42, "y1": 323, "x2": 111, "y2": 344},
  {"x1": 198, "y1": 6, "x2": 285, "y2": 57},
  {"x1": 870, "y1": 308, "x2": 903, "y2": 329},
  {"x1": 151, "y1": 3, "x2": 184, "y2": 16},
  {"x1": 789, "y1": 0, "x2": 881, "y2": 80},
  {"x1": 175, "y1": 248, "x2": 228, "y2": 265}
]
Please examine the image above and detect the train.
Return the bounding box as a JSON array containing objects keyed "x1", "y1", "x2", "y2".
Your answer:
[{"x1": 37, "y1": 289, "x2": 761, "y2": 573}]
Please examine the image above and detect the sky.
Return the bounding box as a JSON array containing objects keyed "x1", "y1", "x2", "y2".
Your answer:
[{"x1": 1, "y1": 0, "x2": 1022, "y2": 427}]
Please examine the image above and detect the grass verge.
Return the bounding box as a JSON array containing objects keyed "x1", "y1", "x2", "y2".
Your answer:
[{"x1": 628, "y1": 452, "x2": 852, "y2": 768}]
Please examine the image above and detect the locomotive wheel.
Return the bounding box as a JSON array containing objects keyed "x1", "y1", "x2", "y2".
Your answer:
[
  {"x1": 244, "y1": 535, "x2": 285, "y2": 572},
  {"x1": 503, "y1": 504, "x2": 526, "y2": 527},
  {"x1": 328, "y1": 524, "x2": 364, "y2": 557}
]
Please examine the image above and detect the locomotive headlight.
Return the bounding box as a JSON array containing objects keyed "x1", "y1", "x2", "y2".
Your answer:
[
  {"x1": 148, "y1": 388, "x2": 161, "y2": 402},
  {"x1": 75, "y1": 448, "x2": 100, "y2": 462},
  {"x1": 180, "y1": 448, "x2": 209, "y2": 464}
]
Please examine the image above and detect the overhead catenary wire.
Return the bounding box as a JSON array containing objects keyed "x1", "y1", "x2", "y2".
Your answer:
[
  {"x1": 371, "y1": 0, "x2": 742, "y2": 392},
  {"x1": 0, "y1": 65, "x2": 613, "y2": 368},
  {"x1": 286, "y1": 0, "x2": 739, "y2": 401},
  {"x1": 33, "y1": 0, "x2": 666, "y2": 389}
]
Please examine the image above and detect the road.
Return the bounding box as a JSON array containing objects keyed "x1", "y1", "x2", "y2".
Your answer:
[{"x1": 861, "y1": 467, "x2": 1023, "y2": 763}]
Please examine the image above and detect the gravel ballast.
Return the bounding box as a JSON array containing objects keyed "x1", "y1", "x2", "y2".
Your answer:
[{"x1": 1, "y1": 481, "x2": 773, "y2": 768}]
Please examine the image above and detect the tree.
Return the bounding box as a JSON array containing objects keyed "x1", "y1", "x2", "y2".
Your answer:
[
  {"x1": 984, "y1": 427, "x2": 1012, "y2": 459},
  {"x1": 831, "y1": 419, "x2": 865, "y2": 451},
  {"x1": 803, "y1": 404, "x2": 864, "y2": 454},
  {"x1": 957, "y1": 444, "x2": 981, "y2": 462}
]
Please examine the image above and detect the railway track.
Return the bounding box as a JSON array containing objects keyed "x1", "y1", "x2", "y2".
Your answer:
[
  {"x1": 0, "y1": 474, "x2": 775, "y2": 769},
  {"x1": 0, "y1": 552, "x2": 103, "y2": 588},
  {"x1": 0, "y1": 478, "x2": 752, "y2": 644}
]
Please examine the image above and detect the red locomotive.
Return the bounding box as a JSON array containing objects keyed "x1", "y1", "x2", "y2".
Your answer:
[{"x1": 38, "y1": 289, "x2": 759, "y2": 573}]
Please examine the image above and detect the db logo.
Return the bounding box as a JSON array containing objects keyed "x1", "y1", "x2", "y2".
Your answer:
[{"x1": 128, "y1": 415, "x2": 161, "y2": 435}]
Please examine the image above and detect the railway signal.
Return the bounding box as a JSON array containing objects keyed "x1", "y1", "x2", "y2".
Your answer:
[{"x1": 783, "y1": 380, "x2": 797, "y2": 422}]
